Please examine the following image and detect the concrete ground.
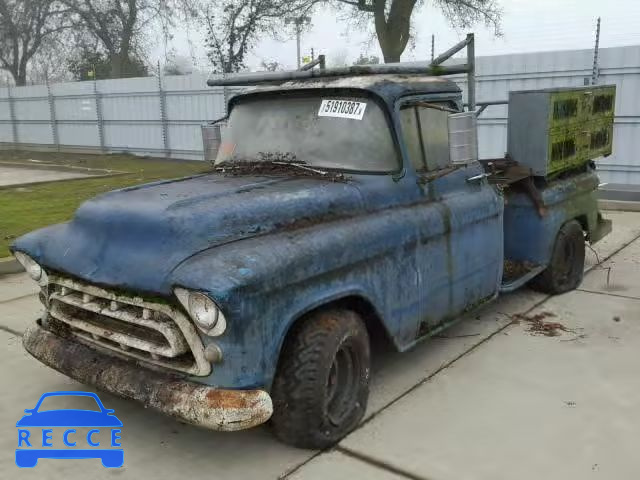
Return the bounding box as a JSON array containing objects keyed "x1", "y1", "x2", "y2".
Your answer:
[
  {"x1": 1, "y1": 211, "x2": 639, "y2": 479},
  {"x1": 0, "y1": 166, "x2": 93, "y2": 187}
]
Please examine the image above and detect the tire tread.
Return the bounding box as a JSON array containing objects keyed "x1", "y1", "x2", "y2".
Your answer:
[{"x1": 270, "y1": 309, "x2": 369, "y2": 449}]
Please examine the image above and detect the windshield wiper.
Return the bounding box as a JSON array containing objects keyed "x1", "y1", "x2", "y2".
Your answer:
[
  {"x1": 215, "y1": 157, "x2": 332, "y2": 177},
  {"x1": 271, "y1": 161, "x2": 328, "y2": 176}
]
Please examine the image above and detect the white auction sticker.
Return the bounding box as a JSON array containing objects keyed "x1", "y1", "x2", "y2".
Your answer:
[{"x1": 318, "y1": 99, "x2": 367, "y2": 120}]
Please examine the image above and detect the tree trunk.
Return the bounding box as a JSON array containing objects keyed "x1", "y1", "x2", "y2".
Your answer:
[
  {"x1": 6, "y1": 56, "x2": 28, "y2": 86},
  {"x1": 372, "y1": 0, "x2": 416, "y2": 63},
  {"x1": 17, "y1": 57, "x2": 29, "y2": 85},
  {"x1": 109, "y1": 53, "x2": 127, "y2": 78},
  {"x1": 11, "y1": 65, "x2": 27, "y2": 86},
  {"x1": 379, "y1": 41, "x2": 402, "y2": 63},
  {"x1": 16, "y1": 71, "x2": 27, "y2": 86}
]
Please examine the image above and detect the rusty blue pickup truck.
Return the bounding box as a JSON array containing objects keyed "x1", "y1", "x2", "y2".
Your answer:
[{"x1": 12, "y1": 50, "x2": 613, "y2": 449}]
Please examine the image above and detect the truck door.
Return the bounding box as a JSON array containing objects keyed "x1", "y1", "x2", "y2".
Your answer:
[{"x1": 398, "y1": 101, "x2": 503, "y2": 335}]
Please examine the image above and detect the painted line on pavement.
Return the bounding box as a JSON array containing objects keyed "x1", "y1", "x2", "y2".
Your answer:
[
  {"x1": 337, "y1": 446, "x2": 432, "y2": 480},
  {"x1": 576, "y1": 288, "x2": 640, "y2": 301},
  {"x1": 279, "y1": 450, "x2": 324, "y2": 479},
  {"x1": 0, "y1": 324, "x2": 22, "y2": 337}
]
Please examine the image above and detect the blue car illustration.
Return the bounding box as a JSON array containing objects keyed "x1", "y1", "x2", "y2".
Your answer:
[{"x1": 16, "y1": 391, "x2": 123, "y2": 468}]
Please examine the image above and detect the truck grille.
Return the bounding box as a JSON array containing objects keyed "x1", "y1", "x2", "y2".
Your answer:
[{"x1": 46, "y1": 275, "x2": 211, "y2": 376}]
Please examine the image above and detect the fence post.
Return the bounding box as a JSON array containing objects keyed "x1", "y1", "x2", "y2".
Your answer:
[
  {"x1": 222, "y1": 72, "x2": 228, "y2": 116},
  {"x1": 157, "y1": 63, "x2": 170, "y2": 158},
  {"x1": 7, "y1": 85, "x2": 19, "y2": 147},
  {"x1": 46, "y1": 79, "x2": 60, "y2": 151},
  {"x1": 591, "y1": 17, "x2": 601, "y2": 85},
  {"x1": 93, "y1": 79, "x2": 106, "y2": 153}
]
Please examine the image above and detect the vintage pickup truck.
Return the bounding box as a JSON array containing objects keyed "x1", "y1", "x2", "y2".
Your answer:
[{"x1": 12, "y1": 55, "x2": 613, "y2": 449}]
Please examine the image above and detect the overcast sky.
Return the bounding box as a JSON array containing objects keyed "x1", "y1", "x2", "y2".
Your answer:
[{"x1": 160, "y1": 0, "x2": 640, "y2": 72}]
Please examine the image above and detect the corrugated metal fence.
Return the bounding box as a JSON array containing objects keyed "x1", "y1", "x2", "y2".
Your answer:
[
  {"x1": 0, "y1": 76, "x2": 238, "y2": 161},
  {"x1": 1, "y1": 45, "x2": 639, "y2": 184}
]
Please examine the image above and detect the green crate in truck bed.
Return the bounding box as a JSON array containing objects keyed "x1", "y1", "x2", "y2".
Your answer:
[{"x1": 507, "y1": 85, "x2": 615, "y2": 177}]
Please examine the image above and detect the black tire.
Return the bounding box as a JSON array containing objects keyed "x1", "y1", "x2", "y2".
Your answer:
[
  {"x1": 530, "y1": 220, "x2": 585, "y2": 294},
  {"x1": 270, "y1": 309, "x2": 370, "y2": 449}
]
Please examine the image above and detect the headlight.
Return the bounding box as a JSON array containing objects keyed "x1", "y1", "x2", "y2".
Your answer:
[
  {"x1": 14, "y1": 252, "x2": 48, "y2": 286},
  {"x1": 174, "y1": 288, "x2": 226, "y2": 336}
]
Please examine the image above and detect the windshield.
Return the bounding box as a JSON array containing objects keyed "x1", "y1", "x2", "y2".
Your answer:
[{"x1": 215, "y1": 94, "x2": 398, "y2": 172}]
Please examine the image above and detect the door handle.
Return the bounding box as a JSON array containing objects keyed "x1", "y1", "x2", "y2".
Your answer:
[{"x1": 466, "y1": 172, "x2": 490, "y2": 183}]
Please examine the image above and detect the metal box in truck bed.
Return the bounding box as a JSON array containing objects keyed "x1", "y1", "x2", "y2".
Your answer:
[{"x1": 507, "y1": 85, "x2": 616, "y2": 176}]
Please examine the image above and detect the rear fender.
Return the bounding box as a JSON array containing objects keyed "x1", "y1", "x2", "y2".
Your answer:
[{"x1": 504, "y1": 170, "x2": 601, "y2": 266}]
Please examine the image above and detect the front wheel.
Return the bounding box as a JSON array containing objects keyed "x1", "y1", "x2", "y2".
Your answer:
[
  {"x1": 270, "y1": 309, "x2": 370, "y2": 449},
  {"x1": 530, "y1": 219, "x2": 585, "y2": 294}
]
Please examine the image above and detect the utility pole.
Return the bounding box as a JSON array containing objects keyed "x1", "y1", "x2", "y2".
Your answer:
[
  {"x1": 431, "y1": 34, "x2": 435, "y2": 62},
  {"x1": 286, "y1": 16, "x2": 311, "y2": 69},
  {"x1": 591, "y1": 17, "x2": 601, "y2": 85},
  {"x1": 296, "y1": 24, "x2": 301, "y2": 69}
]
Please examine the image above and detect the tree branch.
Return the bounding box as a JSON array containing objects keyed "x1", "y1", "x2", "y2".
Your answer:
[{"x1": 335, "y1": 0, "x2": 375, "y2": 12}]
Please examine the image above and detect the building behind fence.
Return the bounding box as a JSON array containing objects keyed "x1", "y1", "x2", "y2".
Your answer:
[{"x1": 1, "y1": 45, "x2": 639, "y2": 184}]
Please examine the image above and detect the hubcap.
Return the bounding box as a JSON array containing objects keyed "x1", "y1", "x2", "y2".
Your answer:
[
  {"x1": 558, "y1": 238, "x2": 576, "y2": 284},
  {"x1": 326, "y1": 343, "x2": 359, "y2": 426}
]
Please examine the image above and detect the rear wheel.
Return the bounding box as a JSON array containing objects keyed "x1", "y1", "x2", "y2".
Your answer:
[
  {"x1": 270, "y1": 309, "x2": 370, "y2": 449},
  {"x1": 530, "y1": 220, "x2": 585, "y2": 294}
]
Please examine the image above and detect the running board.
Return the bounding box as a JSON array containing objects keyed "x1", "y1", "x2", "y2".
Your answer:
[{"x1": 500, "y1": 265, "x2": 546, "y2": 293}]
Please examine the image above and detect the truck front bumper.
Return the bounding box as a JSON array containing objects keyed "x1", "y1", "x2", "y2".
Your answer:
[{"x1": 22, "y1": 322, "x2": 273, "y2": 431}]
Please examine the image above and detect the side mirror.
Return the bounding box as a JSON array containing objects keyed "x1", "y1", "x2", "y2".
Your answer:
[
  {"x1": 24, "y1": 409, "x2": 33, "y2": 414},
  {"x1": 448, "y1": 112, "x2": 478, "y2": 165}
]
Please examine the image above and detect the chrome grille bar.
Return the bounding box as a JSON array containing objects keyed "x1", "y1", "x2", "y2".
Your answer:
[
  {"x1": 46, "y1": 275, "x2": 211, "y2": 376},
  {"x1": 50, "y1": 292, "x2": 189, "y2": 357}
]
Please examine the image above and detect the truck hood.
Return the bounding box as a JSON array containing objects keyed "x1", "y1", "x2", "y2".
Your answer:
[{"x1": 13, "y1": 173, "x2": 364, "y2": 295}]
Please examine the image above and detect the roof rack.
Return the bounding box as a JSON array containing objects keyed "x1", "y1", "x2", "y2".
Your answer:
[{"x1": 207, "y1": 34, "x2": 477, "y2": 110}]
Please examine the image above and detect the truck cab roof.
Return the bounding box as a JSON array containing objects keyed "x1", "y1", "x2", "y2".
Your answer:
[{"x1": 234, "y1": 74, "x2": 463, "y2": 109}]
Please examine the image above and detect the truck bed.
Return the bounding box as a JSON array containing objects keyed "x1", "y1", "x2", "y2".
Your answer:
[{"x1": 489, "y1": 164, "x2": 610, "y2": 289}]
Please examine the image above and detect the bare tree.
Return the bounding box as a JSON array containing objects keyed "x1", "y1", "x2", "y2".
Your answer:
[
  {"x1": 0, "y1": 0, "x2": 69, "y2": 85},
  {"x1": 203, "y1": 0, "x2": 501, "y2": 74},
  {"x1": 62, "y1": 0, "x2": 169, "y2": 78},
  {"x1": 204, "y1": 0, "x2": 316, "y2": 74},
  {"x1": 28, "y1": 33, "x2": 75, "y2": 84},
  {"x1": 205, "y1": 0, "x2": 278, "y2": 74},
  {"x1": 336, "y1": 0, "x2": 502, "y2": 63}
]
